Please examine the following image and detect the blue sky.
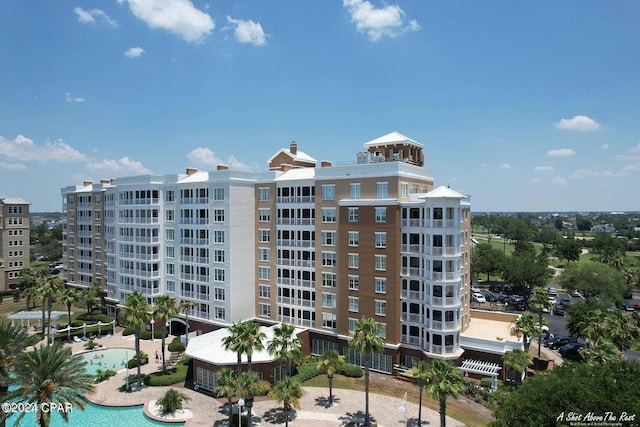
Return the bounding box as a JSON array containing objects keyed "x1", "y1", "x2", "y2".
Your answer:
[{"x1": 1, "y1": 1, "x2": 639, "y2": 213}]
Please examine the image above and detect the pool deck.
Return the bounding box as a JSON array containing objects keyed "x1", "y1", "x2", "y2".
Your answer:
[{"x1": 61, "y1": 329, "x2": 468, "y2": 427}]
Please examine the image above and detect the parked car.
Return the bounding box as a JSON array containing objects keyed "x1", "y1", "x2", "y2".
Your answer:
[
  {"x1": 472, "y1": 292, "x2": 486, "y2": 303},
  {"x1": 622, "y1": 300, "x2": 636, "y2": 311},
  {"x1": 560, "y1": 297, "x2": 572, "y2": 306},
  {"x1": 510, "y1": 295, "x2": 525, "y2": 304},
  {"x1": 489, "y1": 283, "x2": 503, "y2": 293},
  {"x1": 545, "y1": 336, "x2": 577, "y2": 350},
  {"x1": 552, "y1": 304, "x2": 565, "y2": 316},
  {"x1": 498, "y1": 294, "x2": 511, "y2": 304},
  {"x1": 471, "y1": 285, "x2": 481, "y2": 293},
  {"x1": 634, "y1": 301, "x2": 640, "y2": 311},
  {"x1": 485, "y1": 293, "x2": 498, "y2": 303},
  {"x1": 548, "y1": 286, "x2": 557, "y2": 296},
  {"x1": 559, "y1": 342, "x2": 588, "y2": 358},
  {"x1": 572, "y1": 289, "x2": 583, "y2": 298}
]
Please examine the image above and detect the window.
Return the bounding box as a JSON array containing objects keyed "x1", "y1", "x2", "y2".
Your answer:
[
  {"x1": 165, "y1": 210, "x2": 174, "y2": 221},
  {"x1": 166, "y1": 280, "x2": 175, "y2": 293},
  {"x1": 322, "y1": 293, "x2": 336, "y2": 309},
  {"x1": 259, "y1": 248, "x2": 270, "y2": 261},
  {"x1": 259, "y1": 303, "x2": 271, "y2": 317},
  {"x1": 375, "y1": 207, "x2": 387, "y2": 223},
  {"x1": 321, "y1": 208, "x2": 336, "y2": 223},
  {"x1": 348, "y1": 318, "x2": 357, "y2": 333},
  {"x1": 259, "y1": 266, "x2": 270, "y2": 280},
  {"x1": 165, "y1": 229, "x2": 174, "y2": 241},
  {"x1": 214, "y1": 307, "x2": 226, "y2": 320},
  {"x1": 213, "y1": 188, "x2": 225, "y2": 201},
  {"x1": 322, "y1": 272, "x2": 336, "y2": 288},
  {"x1": 348, "y1": 207, "x2": 359, "y2": 222},
  {"x1": 321, "y1": 231, "x2": 336, "y2": 246},
  {"x1": 348, "y1": 275, "x2": 359, "y2": 290},
  {"x1": 377, "y1": 182, "x2": 388, "y2": 198},
  {"x1": 375, "y1": 300, "x2": 387, "y2": 316},
  {"x1": 348, "y1": 253, "x2": 359, "y2": 269},
  {"x1": 322, "y1": 252, "x2": 337, "y2": 267},
  {"x1": 378, "y1": 323, "x2": 387, "y2": 339},
  {"x1": 214, "y1": 269, "x2": 225, "y2": 282},
  {"x1": 349, "y1": 297, "x2": 359, "y2": 312},
  {"x1": 258, "y1": 209, "x2": 270, "y2": 222},
  {"x1": 165, "y1": 190, "x2": 174, "y2": 202},
  {"x1": 375, "y1": 277, "x2": 387, "y2": 294},
  {"x1": 214, "y1": 288, "x2": 225, "y2": 301},
  {"x1": 214, "y1": 230, "x2": 225, "y2": 243},
  {"x1": 348, "y1": 231, "x2": 359, "y2": 246},
  {"x1": 258, "y1": 229, "x2": 270, "y2": 242},
  {"x1": 375, "y1": 255, "x2": 386, "y2": 271},
  {"x1": 214, "y1": 250, "x2": 225, "y2": 263},
  {"x1": 322, "y1": 313, "x2": 337, "y2": 329},
  {"x1": 259, "y1": 285, "x2": 271, "y2": 299},
  {"x1": 258, "y1": 187, "x2": 270, "y2": 201},
  {"x1": 375, "y1": 232, "x2": 386, "y2": 248},
  {"x1": 401, "y1": 182, "x2": 408, "y2": 198},
  {"x1": 166, "y1": 247, "x2": 175, "y2": 258},
  {"x1": 166, "y1": 263, "x2": 175, "y2": 275},
  {"x1": 213, "y1": 209, "x2": 224, "y2": 222},
  {"x1": 322, "y1": 184, "x2": 335, "y2": 200},
  {"x1": 350, "y1": 183, "x2": 361, "y2": 199}
]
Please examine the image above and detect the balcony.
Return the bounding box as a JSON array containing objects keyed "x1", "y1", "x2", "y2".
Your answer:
[
  {"x1": 401, "y1": 335, "x2": 422, "y2": 346},
  {"x1": 276, "y1": 239, "x2": 315, "y2": 248},
  {"x1": 426, "y1": 219, "x2": 458, "y2": 229},
  {"x1": 430, "y1": 320, "x2": 460, "y2": 331},
  {"x1": 278, "y1": 315, "x2": 314, "y2": 328},
  {"x1": 276, "y1": 258, "x2": 316, "y2": 268},
  {"x1": 178, "y1": 198, "x2": 209, "y2": 204},
  {"x1": 179, "y1": 218, "x2": 209, "y2": 225},
  {"x1": 401, "y1": 289, "x2": 423, "y2": 300},
  {"x1": 120, "y1": 198, "x2": 160, "y2": 205},
  {"x1": 431, "y1": 296, "x2": 459, "y2": 306},
  {"x1": 276, "y1": 218, "x2": 315, "y2": 226},
  {"x1": 180, "y1": 238, "x2": 209, "y2": 246},
  {"x1": 119, "y1": 218, "x2": 159, "y2": 224},
  {"x1": 401, "y1": 244, "x2": 423, "y2": 254},
  {"x1": 427, "y1": 247, "x2": 460, "y2": 256},
  {"x1": 277, "y1": 277, "x2": 314, "y2": 288},
  {"x1": 180, "y1": 291, "x2": 209, "y2": 300},
  {"x1": 276, "y1": 196, "x2": 315, "y2": 204},
  {"x1": 400, "y1": 312, "x2": 422, "y2": 323},
  {"x1": 180, "y1": 273, "x2": 209, "y2": 283},
  {"x1": 277, "y1": 296, "x2": 315, "y2": 308},
  {"x1": 180, "y1": 255, "x2": 209, "y2": 264},
  {"x1": 400, "y1": 267, "x2": 423, "y2": 277}
]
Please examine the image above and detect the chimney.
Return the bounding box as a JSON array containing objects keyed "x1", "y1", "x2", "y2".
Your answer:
[
  {"x1": 290, "y1": 141, "x2": 297, "y2": 155},
  {"x1": 186, "y1": 167, "x2": 198, "y2": 176},
  {"x1": 110, "y1": 178, "x2": 116, "y2": 185},
  {"x1": 217, "y1": 165, "x2": 229, "y2": 171},
  {"x1": 83, "y1": 181, "x2": 92, "y2": 187},
  {"x1": 100, "y1": 179, "x2": 110, "y2": 184},
  {"x1": 321, "y1": 160, "x2": 332, "y2": 168}
]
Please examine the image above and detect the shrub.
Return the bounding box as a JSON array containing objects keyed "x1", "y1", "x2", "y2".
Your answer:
[
  {"x1": 95, "y1": 369, "x2": 116, "y2": 383},
  {"x1": 145, "y1": 360, "x2": 190, "y2": 387},
  {"x1": 122, "y1": 327, "x2": 135, "y2": 336},
  {"x1": 76, "y1": 313, "x2": 113, "y2": 323},
  {"x1": 127, "y1": 351, "x2": 149, "y2": 368},
  {"x1": 139, "y1": 330, "x2": 152, "y2": 340},
  {"x1": 168, "y1": 336, "x2": 186, "y2": 352},
  {"x1": 291, "y1": 362, "x2": 322, "y2": 382},
  {"x1": 337, "y1": 363, "x2": 363, "y2": 378},
  {"x1": 156, "y1": 389, "x2": 190, "y2": 416},
  {"x1": 83, "y1": 339, "x2": 101, "y2": 350}
]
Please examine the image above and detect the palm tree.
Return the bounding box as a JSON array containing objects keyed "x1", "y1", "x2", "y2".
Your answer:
[
  {"x1": 37, "y1": 273, "x2": 62, "y2": 345},
  {"x1": 156, "y1": 389, "x2": 190, "y2": 417},
  {"x1": 268, "y1": 323, "x2": 302, "y2": 379},
  {"x1": 236, "y1": 371, "x2": 270, "y2": 424},
  {"x1": 80, "y1": 284, "x2": 98, "y2": 315},
  {"x1": 528, "y1": 287, "x2": 554, "y2": 358},
  {"x1": 241, "y1": 321, "x2": 267, "y2": 373},
  {"x1": 18, "y1": 268, "x2": 37, "y2": 311},
  {"x1": 214, "y1": 367, "x2": 238, "y2": 421},
  {"x1": 8, "y1": 343, "x2": 94, "y2": 427},
  {"x1": 0, "y1": 324, "x2": 29, "y2": 427},
  {"x1": 153, "y1": 295, "x2": 179, "y2": 373},
  {"x1": 511, "y1": 311, "x2": 539, "y2": 352},
  {"x1": 315, "y1": 349, "x2": 344, "y2": 405},
  {"x1": 268, "y1": 377, "x2": 304, "y2": 427},
  {"x1": 121, "y1": 291, "x2": 151, "y2": 390},
  {"x1": 502, "y1": 349, "x2": 533, "y2": 388},
  {"x1": 424, "y1": 359, "x2": 466, "y2": 427},
  {"x1": 223, "y1": 322, "x2": 247, "y2": 377},
  {"x1": 58, "y1": 288, "x2": 77, "y2": 342},
  {"x1": 179, "y1": 300, "x2": 195, "y2": 346},
  {"x1": 349, "y1": 317, "x2": 384, "y2": 427},
  {"x1": 580, "y1": 339, "x2": 622, "y2": 364},
  {"x1": 407, "y1": 360, "x2": 431, "y2": 426}
]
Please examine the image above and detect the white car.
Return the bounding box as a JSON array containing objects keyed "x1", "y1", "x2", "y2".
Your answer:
[
  {"x1": 471, "y1": 285, "x2": 481, "y2": 293},
  {"x1": 548, "y1": 286, "x2": 557, "y2": 296},
  {"x1": 472, "y1": 292, "x2": 486, "y2": 303}
]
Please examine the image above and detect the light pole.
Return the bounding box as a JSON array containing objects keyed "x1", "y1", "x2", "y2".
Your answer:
[
  {"x1": 238, "y1": 398, "x2": 245, "y2": 427},
  {"x1": 166, "y1": 320, "x2": 171, "y2": 336},
  {"x1": 398, "y1": 392, "x2": 408, "y2": 427},
  {"x1": 150, "y1": 319, "x2": 155, "y2": 341}
]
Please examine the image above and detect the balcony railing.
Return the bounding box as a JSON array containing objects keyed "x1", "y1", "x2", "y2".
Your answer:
[
  {"x1": 277, "y1": 277, "x2": 314, "y2": 288},
  {"x1": 277, "y1": 296, "x2": 315, "y2": 308},
  {"x1": 400, "y1": 312, "x2": 422, "y2": 323},
  {"x1": 276, "y1": 239, "x2": 315, "y2": 248},
  {"x1": 401, "y1": 219, "x2": 424, "y2": 228},
  {"x1": 276, "y1": 196, "x2": 315, "y2": 204},
  {"x1": 401, "y1": 289, "x2": 423, "y2": 300},
  {"x1": 276, "y1": 258, "x2": 316, "y2": 268},
  {"x1": 401, "y1": 335, "x2": 422, "y2": 346},
  {"x1": 400, "y1": 267, "x2": 423, "y2": 277},
  {"x1": 179, "y1": 218, "x2": 209, "y2": 225},
  {"x1": 278, "y1": 315, "x2": 314, "y2": 328},
  {"x1": 276, "y1": 218, "x2": 315, "y2": 226},
  {"x1": 430, "y1": 320, "x2": 459, "y2": 331}
]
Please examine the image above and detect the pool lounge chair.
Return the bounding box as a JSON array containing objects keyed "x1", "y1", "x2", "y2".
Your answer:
[{"x1": 73, "y1": 336, "x2": 82, "y2": 343}]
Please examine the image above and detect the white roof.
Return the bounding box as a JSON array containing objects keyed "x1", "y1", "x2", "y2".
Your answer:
[
  {"x1": 421, "y1": 185, "x2": 467, "y2": 199},
  {"x1": 274, "y1": 167, "x2": 316, "y2": 181},
  {"x1": 185, "y1": 323, "x2": 305, "y2": 366},
  {"x1": 268, "y1": 147, "x2": 317, "y2": 165},
  {"x1": 0, "y1": 197, "x2": 29, "y2": 204},
  {"x1": 178, "y1": 171, "x2": 210, "y2": 183},
  {"x1": 363, "y1": 131, "x2": 425, "y2": 149}
]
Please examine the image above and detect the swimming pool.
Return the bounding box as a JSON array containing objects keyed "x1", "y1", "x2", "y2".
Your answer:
[
  {"x1": 80, "y1": 347, "x2": 135, "y2": 376},
  {"x1": 8, "y1": 402, "x2": 184, "y2": 427}
]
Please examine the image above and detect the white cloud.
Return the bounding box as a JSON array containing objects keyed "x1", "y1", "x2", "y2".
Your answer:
[
  {"x1": 187, "y1": 147, "x2": 253, "y2": 171},
  {"x1": 548, "y1": 148, "x2": 576, "y2": 157},
  {"x1": 118, "y1": 0, "x2": 214, "y2": 43},
  {"x1": 631, "y1": 143, "x2": 640, "y2": 153},
  {"x1": 550, "y1": 176, "x2": 568, "y2": 186},
  {"x1": 0, "y1": 161, "x2": 27, "y2": 170},
  {"x1": 226, "y1": 16, "x2": 267, "y2": 46},
  {"x1": 533, "y1": 166, "x2": 554, "y2": 172},
  {"x1": 601, "y1": 144, "x2": 609, "y2": 150},
  {"x1": 617, "y1": 163, "x2": 640, "y2": 176},
  {"x1": 498, "y1": 163, "x2": 511, "y2": 170},
  {"x1": 554, "y1": 115, "x2": 601, "y2": 131},
  {"x1": 65, "y1": 92, "x2": 85, "y2": 103},
  {"x1": 568, "y1": 169, "x2": 600, "y2": 179},
  {"x1": 0, "y1": 135, "x2": 88, "y2": 163},
  {"x1": 87, "y1": 157, "x2": 151, "y2": 175},
  {"x1": 74, "y1": 7, "x2": 117, "y2": 27},
  {"x1": 343, "y1": 0, "x2": 420, "y2": 41},
  {"x1": 124, "y1": 47, "x2": 146, "y2": 58}
]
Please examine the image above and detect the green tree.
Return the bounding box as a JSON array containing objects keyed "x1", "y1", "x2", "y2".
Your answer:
[
  {"x1": 511, "y1": 312, "x2": 539, "y2": 353},
  {"x1": 7, "y1": 343, "x2": 94, "y2": 427},
  {"x1": 156, "y1": 389, "x2": 190, "y2": 417},
  {"x1": 527, "y1": 287, "x2": 553, "y2": 358},
  {"x1": 214, "y1": 367, "x2": 238, "y2": 421},
  {"x1": 535, "y1": 228, "x2": 559, "y2": 251},
  {"x1": 491, "y1": 360, "x2": 640, "y2": 427},
  {"x1": 580, "y1": 339, "x2": 622, "y2": 364},
  {"x1": 120, "y1": 291, "x2": 151, "y2": 390},
  {"x1": 471, "y1": 243, "x2": 506, "y2": 282},
  {"x1": 18, "y1": 268, "x2": 38, "y2": 311},
  {"x1": 316, "y1": 349, "x2": 344, "y2": 405},
  {"x1": 241, "y1": 321, "x2": 267, "y2": 373},
  {"x1": 268, "y1": 376, "x2": 304, "y2": 427},
  {"x1": 58, "y1": 288, "x2": 77, "y2": 342},
  {"x1": 424, "y1": 359, "x2": 466, "y2": 427},
  {"x1": 152, "y1": 295, "x2": 179, "y2": 374},
  {"x1": 349, "y1": 317, "x2": 384, "y2": 427},
  {"x1": 553, "y1": 234, "x2": 582, "y2": 264},
  {"x1": 37, "y1": 273, "x2": 63, "y2": 345},
  {"x1": 236, "y1": 371, "x2": 270, "y2": 424},
  {"x1": 0, "y1": 324, "x2": 29, "y2": 427},
  {"x1": 268, "y1": 323, "x2": 302, "y2": 379},
  {"x1": 502, "y1": 247, "x2": 551, "y2": 295},
  {"x1": 406, "y1": 360, "x2": 431, "y2": 426},
  {"x1": 559, "y1": 261, "x2": 626, "y2": 305},
  {"x1": 576, "y1": 217, "x2": 593, "y2": 231},
  {"x1": 223, "y1": 322, "x2": 248, "y2": 377},
  {"x1": 502, "y1": 349, "x2": 532, "y2": 388},
  {"x1": 179, "y1": 300, "x2": 195, "y2": 346},
  {"x1": 80, "y1": 285, "x2": 98, "y2": 315}
]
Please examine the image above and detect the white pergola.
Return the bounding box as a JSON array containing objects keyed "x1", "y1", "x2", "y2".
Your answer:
[
  {"x1": 459, "y1": 359, "x2": 502, "y2": 390},
  {"x1": 8, "y1": 310, "x2": 70, "y2": 329}
]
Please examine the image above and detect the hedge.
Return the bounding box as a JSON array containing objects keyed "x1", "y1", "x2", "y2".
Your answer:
[
  {"x1": 76, "y1": 313, "x2": 113, "y2": 323},
  {"x1": 291, "y1": 362, "x2": 322, "y2": 383},
  {"x1": 127, "y1": 351, "x2": 149, "y2": 369},
  {"x1": 168, "y1": 337, "x2": 186, "y2": 352},
  {"x1": 144, "y1": 359, "x2": 190, "y2": 386},
  {"x1": 122, "y1": 327, "x2": 135, "y2": 336},
  {"x1": 337, "y1": 363, "x2": 363, "y2": 378}
]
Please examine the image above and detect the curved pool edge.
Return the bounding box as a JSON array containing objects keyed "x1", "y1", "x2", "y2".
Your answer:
[{"x1": 144, "y1": 400, "x2": 192, "y2": 425}]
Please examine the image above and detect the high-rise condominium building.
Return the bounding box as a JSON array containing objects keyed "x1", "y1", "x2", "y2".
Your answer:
[
  {"x1": 0, "y1": 197, "x2": 30, "y2": 292},
  {"x1": 62, "y1": 132, "x2": 481, "y2": 369}
]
